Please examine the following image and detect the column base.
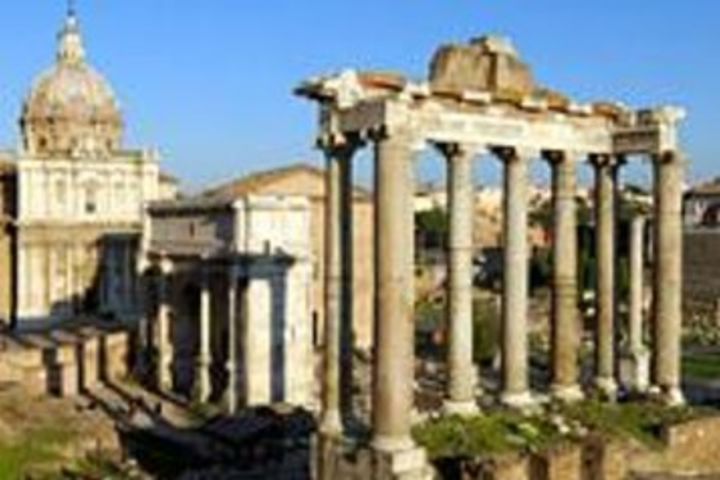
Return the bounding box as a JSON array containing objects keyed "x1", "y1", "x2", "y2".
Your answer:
[
  {"x1": 371, "y1": 434, "x2": 415, "y2": 454},
  {"x1": 550, "y1": 383, "x2": 584, "y2": 403},
  {"x1": 593, "y1": 376, "x2": 618, "y2": 400},
  {"x1": 649, "y1": 385, "x2": 686, "y2": 407},
  {"x1": 500, "y1": 390, "x2": 535, "y2": 410},
  {"x1": 442, "y1": 398, "x2": 479, "y2": 417},
  {"x1": 619, "y1": 348, "x2": 650, "y2": 393},
  {"x1": 372, "y1": 443, "x2": 433, "y2": 480},
  {"x1": 319, "y1": 409, "x2": 344, "y2": 437}
]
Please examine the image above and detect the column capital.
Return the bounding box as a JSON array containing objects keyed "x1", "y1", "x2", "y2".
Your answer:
[
  {"x1": 491, "y1": 145, "x2": 537, "y2": 163},
  {"x1": 158, "y1": 256, "x2": 174, "y2": 275},
  {"x1": 436, "y1": 142, "x2": 486, "y2": 160},
  {"x1": 369, "y1": 125, "x2": 426, "y2": 152},
  {"x1": 317, "y1": 131, "x2": 364, "y2": 155},
  {"x1": 589, "y1": 153, "x2": 624, "y2": 168},
  {"x1": 542, "y1": 150, "x2": 584, "y2": 165},
  {"x1": 652, "y1": 150, "x2": 687, "y2": 166}
]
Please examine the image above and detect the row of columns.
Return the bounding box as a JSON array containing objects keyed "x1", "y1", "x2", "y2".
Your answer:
[
  {"x1": 320, "y1": 130, "x2": 686, "y2": 452},
  {"x1": 153, "y1": 261, "x2": 246, "y2": 413}
]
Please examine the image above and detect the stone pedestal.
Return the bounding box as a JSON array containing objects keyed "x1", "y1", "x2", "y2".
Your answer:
[
  {"x1": 373, "y1": 446, "x2": 434, "y2": 480},
  {"x1": 47, "y1": 361, "x2": 80, "y2": 397}
]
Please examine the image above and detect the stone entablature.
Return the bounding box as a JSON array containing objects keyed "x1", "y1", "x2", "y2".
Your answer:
[
  {"x1": 147, "y1": 195, "x2": 312, "y2": 260},
  {"x1": 296, "y1": 37, "x2": 684, "y2": 157}
]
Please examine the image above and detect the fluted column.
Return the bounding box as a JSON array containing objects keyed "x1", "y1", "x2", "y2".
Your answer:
[
  {"x1": 592, "y1": 155, "x2": 618, "y2": 398},
  {"x1": 226, "y1": 267, "x2": 239, "y2": 414},
  {"x1": 652, "y1": 152, "x2": 685, "y2": 405},
  {"x1": 442, "y1": 143, "x2": 479, "y2": 415},
  {"x1": 157, "y1": 258, "x2": 173, "y2": 391},
  {"x1": 320, "y1": 140, "x2": 356, "y2": 436},
  {"x1": 496, "y1": 147, "x2": 532, "y2": 408},
  {"x1": 547, "y1": 151, "x2": 583, "y2": 402},
  {"x1": 197, "y1": 268, "x2": 212, "y2": 402},
  {"x1": 372, "y1": 130, "x2": 418, "y2": 452}
]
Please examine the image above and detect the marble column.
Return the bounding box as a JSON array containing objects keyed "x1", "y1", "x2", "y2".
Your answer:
[
  {"x1": 226, "y1": 267, "x2": 239, "y2": 414},
  {"x1": 652, "y1": 152, "x2": 685, "y2": 405},
  {"x1": 497, "y1": 147, "x2": 533, "y2": 408},
  {"x1": 592, "y1": 155, "x2": 618, "y2": 398},
  {"x1": 443, "y1": 143, "x2": 479, "y2": 415},
  {"x1": 372, "y1": 130, "x2": 417, "y2": 452},
  {"x1": 620, "y1": 214, "x2": 650, "y2": 393},
  {"x1": 547, "y1": 151, "x2": 583, "y2": 402},
  {"x1": 197, "y1": 268, "x2": 212, "y2": 402},
  {"x1": 157, "y1": 258, "x2": 173, "y2": 391},
  {"x1": 320, "y1": 141, "x2": 354, "y2": 436}
]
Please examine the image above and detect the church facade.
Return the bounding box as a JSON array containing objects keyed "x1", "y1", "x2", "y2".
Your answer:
[{"x1": 0, "y1": 11, "x2": 175, "y2": 328}]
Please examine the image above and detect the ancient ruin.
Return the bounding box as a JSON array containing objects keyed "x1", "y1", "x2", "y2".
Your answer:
[{"x1": 297, "y1": 35, "x2": 687, "y2": 479}]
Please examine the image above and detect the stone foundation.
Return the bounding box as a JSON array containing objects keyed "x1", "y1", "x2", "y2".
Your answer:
[
  {"x1": 0, "y1": 327, "x2": 132, "y2": 397},
  {"x1": 417, "y1": 416, "x2": 720, "y2": 480}
]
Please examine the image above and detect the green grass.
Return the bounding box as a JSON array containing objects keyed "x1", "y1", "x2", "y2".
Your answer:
[
  {"x1": 560, "y1": 401, "x2": 700, "y2": 449},
  {"x1": 683, "y1": 353, "x2": 720, "y2": 380},
  {"x1": 0, "y1": 425, "x2": 77, "y2": 478},
  {"x1": 413, "y1": 411, "x2": 562, "y2": 460},
  {"x1": 413, "y1": 401, "x2": 708, "y2": 460}
]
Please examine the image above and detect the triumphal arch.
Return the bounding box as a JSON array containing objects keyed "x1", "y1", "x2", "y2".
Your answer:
[{"x1": 297, "y1": 36, "x2": 686, "y2": 479}]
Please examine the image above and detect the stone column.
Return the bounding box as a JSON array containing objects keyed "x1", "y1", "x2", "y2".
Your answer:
[
  {"x1": 372, "y1": 130, "x2": 417, "y2": 452},
  {"x1": 157, "y1": 258, "x2": 173, "y2": 391},
  {"x1": 442, "y1": 143, "x2": 479, "y2": 415},
  {"x1": 339, "y1": 146, "x2": 356, "y2": 418},
  {"x1": 226, "y1": 267, "x2": 239, "y2": 414},
  {"x1": 319, "y1": 140, "x2": 355, "y2": 436},
  {"x1": 592, "y1": 155, "x2": 618, "y2": 398},
  {"x1": 652, "y1": 152, "x2": 685, "y2": 405},
  {"x1": 496, "y1": 147, "x2": 533, "y2": 408},
  {"x1": 620, "y1": 214, "x2": 650, "y2": 392},
  {"x1": 197, "y1": 268, "x2": 212, "y2": 402},
  {"x1": 547, "y1": 151, "x2": 583, "y2": 402}
]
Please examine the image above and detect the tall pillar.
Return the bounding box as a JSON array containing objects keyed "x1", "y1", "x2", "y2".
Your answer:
[
  {"x1": 319, "y1": 140, "x2": 355, "y2": 436},
  {"x1": 197, "y1": 268, "x2": 212, "y2": 402},
  {"x1": 652, "y1": 152, "x2": 685, "y2": 405},
  {"x1": 157, "y1": 258, "x2": 173, "y2": 391},
  {"x1": 496, "y1": 147, "x2": 533, "y2": 408},
  {"x1": 372, "y1": 130, "x2": 417, "y2": 452},
  {"x1": 592, "y1": 155, "x2": 618, "y2": 398},
  {"x1": 339, "y1": 146, "x2": 356, "y2": 418},
  {"x1": 442, "y1": 143, "x2": 479, "y2": 415},
  {"x1": 226, "y1": 267, "x2": 239, "y2": 414},
  {"x1": 620, "y1": 213, "x2": 650, "y2": 393},
  {"x1": 547, "y1": 151, "x2": 583, "y2": 402}
]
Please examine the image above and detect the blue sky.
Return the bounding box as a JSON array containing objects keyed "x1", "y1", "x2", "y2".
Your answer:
[{"x1": 1, "y1": 1, "x2": 718, "y2": 190}]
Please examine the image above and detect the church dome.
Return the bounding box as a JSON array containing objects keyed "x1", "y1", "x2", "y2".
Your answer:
[{"x1": 20, "y1": 12, "x2": 123, "y2": 158}]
